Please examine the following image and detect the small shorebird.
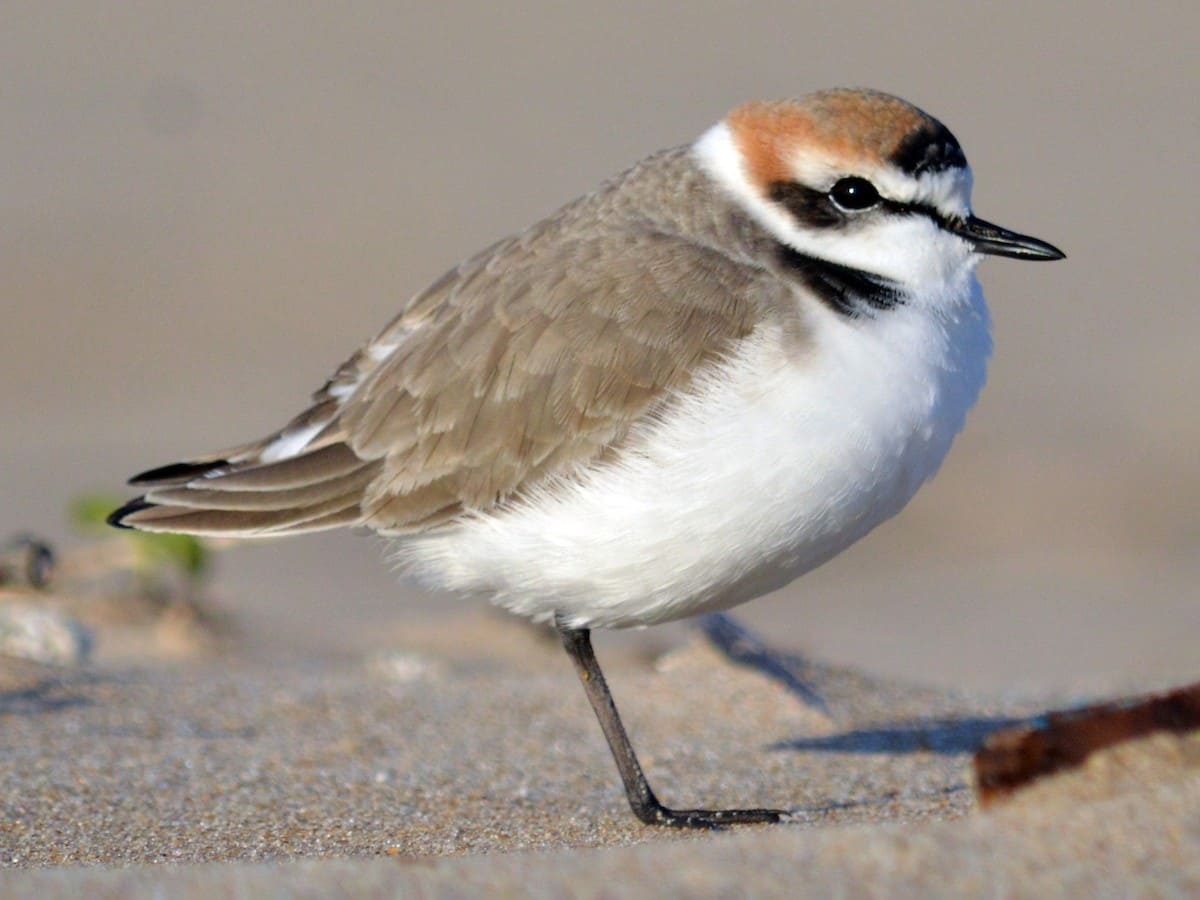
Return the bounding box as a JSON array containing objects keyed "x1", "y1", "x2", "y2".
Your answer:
[{"x1": 111, "y1": 88, "x2": 1064, "y2": 827}]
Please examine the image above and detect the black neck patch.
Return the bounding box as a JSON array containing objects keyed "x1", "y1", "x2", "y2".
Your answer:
[
  {"x1": 776, "y1": 245, "x2": 905, "y2": 318},
  {"x1": 890, "y1": 121, "x2": 967, "y2": 176}
]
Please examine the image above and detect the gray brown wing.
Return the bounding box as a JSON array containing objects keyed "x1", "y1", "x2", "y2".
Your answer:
[
  {"x1": 110, "y1": 200, "x2": 770, "y2": 537},
  {"x1": 343, "y1": 223, "x2": 765, "y2": 531}
]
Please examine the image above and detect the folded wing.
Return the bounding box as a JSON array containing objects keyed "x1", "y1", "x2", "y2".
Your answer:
[{"x1": 111, "y1": 176, "x2": 768, "y2": 538}]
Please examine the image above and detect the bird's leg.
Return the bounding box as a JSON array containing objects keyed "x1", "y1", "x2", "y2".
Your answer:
[{"x1": 557, "y1": 622, "x2": 787, "y2": 828}]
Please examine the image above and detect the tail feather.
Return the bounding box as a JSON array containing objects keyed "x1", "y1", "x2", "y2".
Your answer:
[
  {"x1": 107, "y1": 491, "x2": 363, "y2": 538},
  {"x1": 144, "y1": 464, "x2": 376, "y2": 512},
  {"x1": 109, "y1": 441, "x2": 378, "y2": 539},
  {"x1": 129, "y1": 458, "x2": 232, "y2": 487},
  {"x1": 107, "y1": 498, "x2": 156, "y2": 530},
  {"x1": 178, "y1": 443, "x2": 364, "y2": 492},
  {"x1": 261, "y1": 504, "x2": 365, "y2": 535}
]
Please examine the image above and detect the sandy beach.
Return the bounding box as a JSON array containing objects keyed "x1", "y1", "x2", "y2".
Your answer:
[{"x1": 1, "y1": 613, "x2": 1197, "y2": 895}]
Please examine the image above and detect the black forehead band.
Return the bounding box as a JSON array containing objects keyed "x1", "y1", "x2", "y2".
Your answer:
[{"x1": 890, "y1": 122, "x2": 967, "y2": 176}]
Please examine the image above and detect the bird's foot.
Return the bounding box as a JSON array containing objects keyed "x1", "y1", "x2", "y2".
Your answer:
[{"x1": 638, "y1": 803, "x2": 790, "y2": 829}]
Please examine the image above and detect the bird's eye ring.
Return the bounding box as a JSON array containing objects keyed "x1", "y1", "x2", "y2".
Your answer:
[{"x1": 829, "y1": 177, "x2": 881, "y2": 212}]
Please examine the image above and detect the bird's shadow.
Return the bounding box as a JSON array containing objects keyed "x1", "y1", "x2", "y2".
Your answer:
[
  {"x1": 698, "y1": 611, "x2": 832, "y2": 715},
  {"x1": 769, "y1": 715, "x2": 1031, "y2": 756},
  {"x1": 699, "y1": 612, "x2": 1037, "y2": 756}
]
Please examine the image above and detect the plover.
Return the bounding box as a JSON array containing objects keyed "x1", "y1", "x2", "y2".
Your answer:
[{"x1": 111, "y1": 88, "x2": 1065, "y2": 827}]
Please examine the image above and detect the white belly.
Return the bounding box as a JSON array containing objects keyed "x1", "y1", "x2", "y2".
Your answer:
[{"x1": 396, "y1": 282, "x2": 992, "y2": 629}]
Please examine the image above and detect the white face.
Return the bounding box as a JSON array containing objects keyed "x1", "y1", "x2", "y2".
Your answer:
[{"x1": 694, "y1": 122, "x2": 981, "y2": 305}]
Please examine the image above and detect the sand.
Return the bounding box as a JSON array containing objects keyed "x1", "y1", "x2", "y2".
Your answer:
[{"x1": 1, "y1": 613, "x2": 1196, "y2": 895}]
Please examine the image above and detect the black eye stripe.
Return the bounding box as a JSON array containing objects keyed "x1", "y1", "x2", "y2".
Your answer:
[
  {"x1": 766, "y1": 181, "x2": 843, "y2": 228},
  {"x1": 766, "y1": 180, "x2": 958, "y2": 233},
  {"x1": 881, "y1": 198, "x2": 960, "y2": 232}
]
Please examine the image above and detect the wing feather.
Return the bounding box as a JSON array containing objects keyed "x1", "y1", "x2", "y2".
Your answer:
[{"x1": 110, "y1": 148, "x2": 780, "y2": 538}]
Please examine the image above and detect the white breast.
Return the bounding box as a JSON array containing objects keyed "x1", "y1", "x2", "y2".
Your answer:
[{"x1": 396, "y1": 280, "x2": 991, "y2": 629}]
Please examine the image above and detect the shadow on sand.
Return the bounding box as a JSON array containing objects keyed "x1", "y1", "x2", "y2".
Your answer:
[
  {"x1": 0, "y1": 680, "x2": 91, "y2": 716},
  {"x1": 769, "y1": 715, "x2": 1031, "y2": 756},
  {"x1": 699, "y1": 611, "x2": 1036, "y2": 756}
]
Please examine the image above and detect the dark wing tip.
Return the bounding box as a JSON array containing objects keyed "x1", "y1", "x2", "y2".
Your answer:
[
  {"x1": 107, "y1": 497, "x2": 155, "y2": 529},
  {"x1": 129, "y1": 459, "x2": 230, "y2": 487}
]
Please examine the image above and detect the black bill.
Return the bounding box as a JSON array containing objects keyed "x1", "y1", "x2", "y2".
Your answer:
[{"x1": 950, "y1": 215, "x2": 1065, "y2": 261}]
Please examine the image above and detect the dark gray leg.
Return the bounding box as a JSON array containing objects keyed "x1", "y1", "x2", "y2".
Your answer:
[{"x1": 558, "y1": 624, "x2": 787, "y2": 828}]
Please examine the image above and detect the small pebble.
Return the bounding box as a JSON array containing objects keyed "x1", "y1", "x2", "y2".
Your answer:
[{"x1": 0, "y1": 603, "x2": 93, "y2": 665}]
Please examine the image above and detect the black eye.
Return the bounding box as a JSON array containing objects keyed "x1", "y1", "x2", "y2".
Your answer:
[{"x1": 829, "y1": 177, "x2": 881, "y2": 212}]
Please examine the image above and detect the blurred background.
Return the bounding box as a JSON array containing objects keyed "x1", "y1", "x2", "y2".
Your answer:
[{"x1": 2, "y1": 2, "x2": 1195, "y2": 692}]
